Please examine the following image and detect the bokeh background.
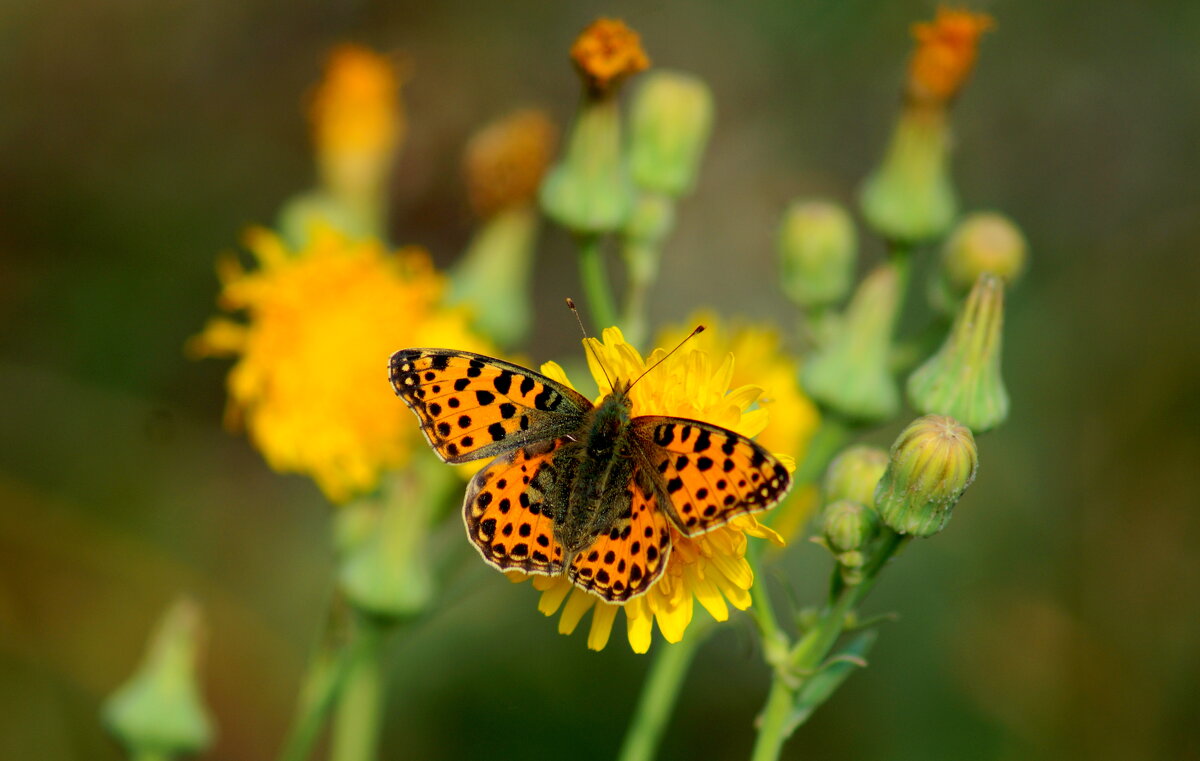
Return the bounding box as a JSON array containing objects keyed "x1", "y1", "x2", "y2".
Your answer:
[{"x1": 2, "y1": 1, "x2": 1198, "y2": 759}]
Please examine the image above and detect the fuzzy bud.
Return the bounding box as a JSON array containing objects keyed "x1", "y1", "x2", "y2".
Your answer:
[
  {"x1": 941, "y1": 211, "x2": 1028, "y2": 293},
  {"x1": 875, "y1": 414, "x2": 978, "y2": 537},
  {"x1": 823, "y1": 445, "x2": 889, "y2": 508},
  {"x1": 778, "y1": 200, "x2": 858, "y2": 309}
]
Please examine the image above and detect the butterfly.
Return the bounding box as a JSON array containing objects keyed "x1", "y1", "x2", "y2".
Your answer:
[{"x1": 389, "y1": 345, "x2": 792, "y2": 602}]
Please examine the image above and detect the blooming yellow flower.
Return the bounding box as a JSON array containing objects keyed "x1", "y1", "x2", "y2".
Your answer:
[
  {"x1": 189, "y1": 226, "x2": 487, "y2": 503},
  {"x1": 906, "y1": 7, "x2": 994, "y2": 107},
  {"x1": 507, "y1": 325, "x2": 801, "y2": 653},
  {"x1": 308, "y1": 44, "x2": 405, "y2": 204}
]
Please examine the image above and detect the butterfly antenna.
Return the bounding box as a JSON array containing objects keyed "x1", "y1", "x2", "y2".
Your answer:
[
  {"x1": 627, "y1": 325, "x2": 706, "y2": 392},
  {"x1": 566, "y1": 298, "x2": 615, "y2": 390}
]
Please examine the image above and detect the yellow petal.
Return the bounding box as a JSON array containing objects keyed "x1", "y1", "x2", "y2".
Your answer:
[
  {"x1": 537, "y1": 579, "x2": 572, "y2": 617},
  {"x1": 625, "y1": 599, "x2": 654, "y2": 654},
  {"x1": 557, "y1": 588, "x2": 595, "y2": 635},
  {"x1": 587, "y1": 602, "x2": 618, "y2": 651}
]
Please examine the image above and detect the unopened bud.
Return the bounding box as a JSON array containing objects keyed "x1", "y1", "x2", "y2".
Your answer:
[
  {"x1": 628, "y1": 71, "x2": 713, "y2": 197},
  {"x1": 941, "y1": 212, "x2": 1028, "y2": 293},
  {"x1": 802, "y1": 263, "x2": 902, "y2": 422},
  {"x1": 908, "y1": 273, "x2": 1008, "y2": 432},
  {"x1": 778, "y1": 200, "x2": 858, "y2": 309},
  {"x1": 875, "y1": 414, "x2": 978, "y2": 537},
  {"x1": 102, "y1": 598, "x2": 215, "y2": 756},
  {"x1": 824, "y1": 445, "x2": 889, "y2": 508},
  {"x1": 823, "y1": 499, "x2": 878, "y2": 554}
]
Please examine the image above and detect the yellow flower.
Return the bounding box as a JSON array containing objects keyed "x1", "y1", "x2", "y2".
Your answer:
[
  {"x1": 906, "y1": 7, "x2": 994, "y2": 107},
  {"x1": 189, "y1": 226, "x2": 486, "y2": 503},
  {"x1": 308, "y1": 44, "x2": 405, "y2": 203},
  {"x1": 508, "y1": 325, "x2": 799, "y2": 653},
  {"x1": 570, "y1": 18, "x2": 651, "y2": 96}
]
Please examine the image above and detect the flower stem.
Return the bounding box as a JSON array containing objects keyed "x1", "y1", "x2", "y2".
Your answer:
[
  {"x1": 277, "y1": 610, "x2": 356, "y2": 761},
  {"x1": 577, "y1": 233, "x2": 620, "y2": 331},
  {"x1": 616, "y1": 621, "x2": 714, "y2": 761},
  {"x1": 330, "y1": 615, "x2": 389, "y2": 761},
  {"x1": 750, "y1": 530, "x2": 908, "y2": 761}
]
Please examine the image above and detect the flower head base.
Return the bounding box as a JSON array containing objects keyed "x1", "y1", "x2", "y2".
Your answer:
[
  {"x1": 102, "y1": 599, "x2": 214, "y2": 757},
  {"x1": 190, "y1": 226, "x2": 486, "y2": 503},
  {"x1": 875, "y1": 414, "x2": 978, "y2": 537},
  {"x1": 509, "y1": 326, "x2": 795, "y2": 653},
  {"x1": 464, "y1": 109, "x2": 558, "y2": 219},
  {"x1": 628, "y1": 70, "x2": 714, "y2": 197},
  {"x1": 908, "y1": 273, "x2": 1008, "y2": 432},
  {"x1": 907, "y1": 7, "x2": 994, "y2": 107},
  {"x1": 570, "y1": 18, "x2": 650, "y2": 97},
  {"x1": 308, "y1": 44, "x2": 405, "y2": 211}
]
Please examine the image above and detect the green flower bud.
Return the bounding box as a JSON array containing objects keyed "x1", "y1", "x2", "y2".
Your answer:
[
  {"x1": 823, "y1": 499, "x2": 879, "y2": 554},
  {"x1": 823, "y1": 445, "x2": 889, "y2": 508},
  {"x1": 540, "y1": 96, "x2": 633, "y2": 234},
  {"x1": 102, "y1": 598, "x2": 215, "y2": 757},
  {"x1": 802, "y1": 263, "x2": 902, "y2": 422},
  {"x1": 628, "y1": 71, "x2": 714, "y2": 197},
  {"x1": 908, "y1": 273, "x2": 1008, "y2": 432},
  {"x1": 942, "y1": 211, "x2": 1028, "y2": 292},
  {"x1": 449, "y1": 206, "x2": 539, "y2": 349},
  {"x1": 860, "y1": 109, "x2": 956, "y2": 243},
  {"x1": 875, "y1": 414, "x2": 978, "y2": 537},
  {"x1": 778, "y1": 200, "x2": 858, "y2": 309}
]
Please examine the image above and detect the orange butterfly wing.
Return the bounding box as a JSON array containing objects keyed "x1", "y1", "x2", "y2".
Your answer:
[
  {"x1": 567, "y1": 470, "x2": 673, "y2": 602},
  {"x1": 390, "y1": 349, "x2": 591, "y2": 463},
  {"x1": 633, "y1": 417, "x2": 791, "y2": 535},
  {"x1": 463, "y1": 438, "x2": 569, "y2": 575}
]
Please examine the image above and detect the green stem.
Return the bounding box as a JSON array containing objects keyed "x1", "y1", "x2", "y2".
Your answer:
[
  {"x1": 277, "y1": 611, "x2": 356, "y2": 761},
  {"x1": 577, "y1": 233, "x2": 620, "y2": 331},
  {"x1": 615, "y1": 622, "x2": 714, "y2": 761},
  {"x1": 330, "y1": 616, "x2": 389, "y2": 761},
  {"x1": 132, "y1": 752, "x2": 169, "y2": 761},
  {"x1": 750, "y1": 531, "x2": 908, "y2": 761}
]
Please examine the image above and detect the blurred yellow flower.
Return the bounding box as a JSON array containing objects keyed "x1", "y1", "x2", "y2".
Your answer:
[
  {"x1": 570, "y1": 18, "x2": 650, "y2": 95},
  {"x1": 308, "y1": 44, "x2": 405, "y2": 204},
  {"x1": 906, "y1": 7, "x2": 994, "y2": 107},
  {"x1": 507, "y1": 326, "x2": 797, "y2": 653},
  {"x1": 190, "y1": 226, "x2": 485, "y2": 503}
]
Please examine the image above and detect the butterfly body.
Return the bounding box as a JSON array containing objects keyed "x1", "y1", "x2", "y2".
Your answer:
[{"x1": 390, "y1": 347, "x2": 791, "y2": 602}]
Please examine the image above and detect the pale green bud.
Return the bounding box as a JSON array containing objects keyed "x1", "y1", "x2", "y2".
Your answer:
[
  {"x1": 860, "y1": 109, "x2": 956, "y2": 243},
  {"x1": 908, "y1": 273, "x2": 1008, "y2": 432},
  {"x1": 823, "y1": 445, "x2": 889, "y2": 508},
  {"x1": 540, "y1": 98, "x2": 633, "y2": 233},
  {"x1": 278, "y1": 190, "x2": 379, "y2": 247},
  {"x1": 875, "y1": 414, "x2": 978, "y2": 537},
  {"x1": 802, "y1": 263, "x2": 902, "y2": 422},
  {"x1": 942, "y1": 211, "x2": 1028, "y2": 292},
  {"x1": 778, "y1": 200, "x2": 858, "y2": 309},
  {"x1": 449, "y1": 206, "x2": 539, "y2": 349},
  {"x1": 628, "y1": 71, "x2": 714, "y2": 197},
  {"x1": 823, "y1": 499, "x2": 879, "y2": 555},
  {"x1": 102, "y1": 598, "x2": 215, "y2": 756}
]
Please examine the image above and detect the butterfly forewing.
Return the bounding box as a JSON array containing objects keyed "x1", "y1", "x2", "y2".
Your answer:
[
  {"x1": 463, "y1": 438, "x2": 569, "y2": 575},
  {"x1": 567, "y1": 470, "x2": 673, "y2": 602},
  {"x1": 390, "y1": 348, "x2": 591, "y2": 463},
  {"x1": 633, "y1": 416, "x2": 791, "y2": 535}
]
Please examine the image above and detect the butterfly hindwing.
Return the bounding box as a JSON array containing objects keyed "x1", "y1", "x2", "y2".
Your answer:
[
  {"x1": 632, "y1": 416, "x2": 791, "y2": 536},
  {"x1": 390, "y1": 348, "x2": 591, "y2": 463},
  {"x1": 567, "y1": 468, "x2": 673, "y2": 603},
  {"x1": 463, "y1": 438, "x2": 569, "y2": 575}
]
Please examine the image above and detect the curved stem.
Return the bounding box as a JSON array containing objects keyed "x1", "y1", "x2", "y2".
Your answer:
[
  {"x1": 277, "y1": 608, "x2": 355, "y2": 761},
  {"x1": 750, "y1": 531, "x2": 908, "y2": 761},
  {"x1": 577, "y1": 233, "x2": 620, "y2": 332},
  {"x1": 616, "y1": 621, "x2": 714, "y2": 761}
]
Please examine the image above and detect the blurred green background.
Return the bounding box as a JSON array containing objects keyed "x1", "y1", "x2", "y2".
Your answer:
[{"x1": 2, "y1": 1, "x2": 1198, "y2": 759}]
